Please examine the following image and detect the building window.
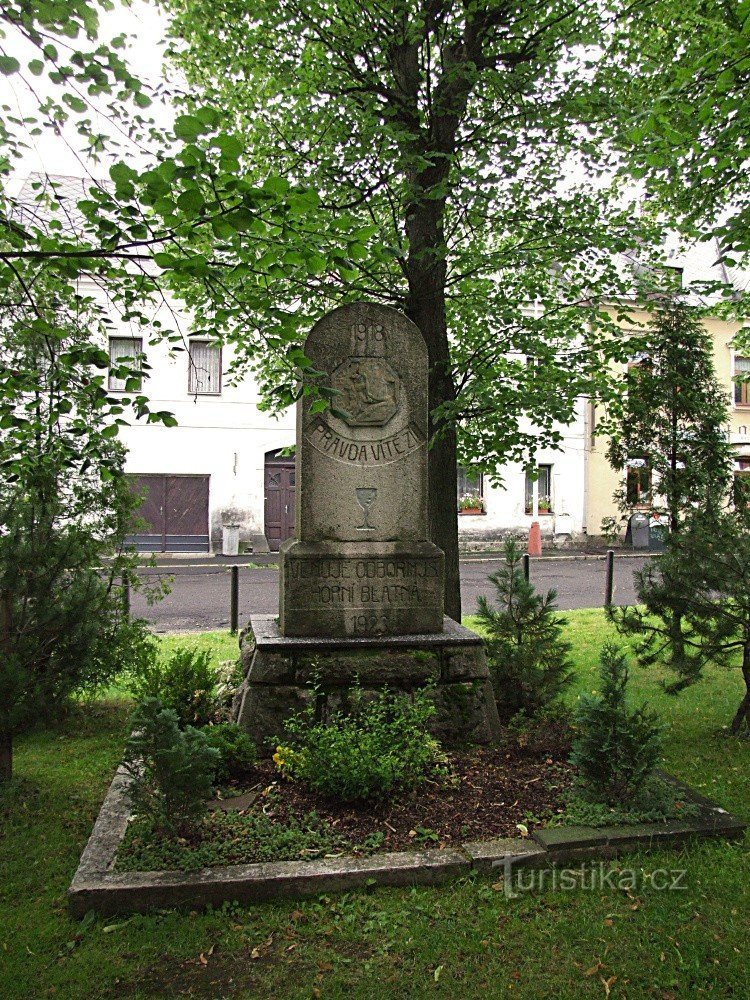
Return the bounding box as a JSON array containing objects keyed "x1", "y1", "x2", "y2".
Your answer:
[
  {"x1": 525, "y1": 464, "x2": 552, "y2": 514},
  {"x1": 734, "y1": 356, "x2": 750, "y2": 406},
  {"x1": 188, "y1": 340, "x2": 222, "y2": 395},
  {"x1": 457, "y1": 465, "x2": 484, "y2": 512},
  {"x1": 734, "y1": 458, "x2": 750, "y2": 507},
  {"x1": 626, "y1": 457, "x2": 651, "y2": 506},
  {"x1": 108, "y1": 337, "x2": 143, "y2": 391}
]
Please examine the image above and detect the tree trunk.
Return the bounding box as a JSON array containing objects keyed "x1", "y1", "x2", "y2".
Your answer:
[
  {"x1": 0, "y1": 731, "x2": 11, "y2": 784},
  {"x1": 730, "y1": 646, "x2": 750, "y2": 735},
  {"x1": 390, "y1": 32, "x2": 487, "y2": 623},
  {"x1": 405, "y1": 198, "x2": 461, "y2": 621}
]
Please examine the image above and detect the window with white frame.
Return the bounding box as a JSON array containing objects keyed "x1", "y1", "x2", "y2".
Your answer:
[
  {"x1": 734, "y1": 356, "x2": 750, "y2": 406},
  {"x1": 188, "y1": 340, "x2": 222, "y2": 395},
  {"x1": 525, "y1": 465, "x2": 552, "y2": 514},
  {"x1": 457, "y1": 465, "x2": 483, "y2": 499},
  {"x1": 108, "y1": 337, "x2": 143, "y2": 391},
  {"x1": 457, "y1": 465, "x2": 484, "y2": 512}
]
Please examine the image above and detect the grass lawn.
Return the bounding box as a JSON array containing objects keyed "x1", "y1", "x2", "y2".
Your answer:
[{"x1": 1, "y1": 610, "x2": 748, "y2": 999}]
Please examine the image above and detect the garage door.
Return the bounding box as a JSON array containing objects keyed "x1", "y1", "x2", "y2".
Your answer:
[{"x1": 127, "y1": 474, "x2": 210, "y2": 552}]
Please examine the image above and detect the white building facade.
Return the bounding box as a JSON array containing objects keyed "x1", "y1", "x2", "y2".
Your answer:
[
  {"x1": 114, "y1": 319, "x2": 587, "y2": 553},
  {"x1": 114, "y1": 333, "x2": 296, "y2": 553},
  {"x1": 456, "y1": 400, "x2": 587, "y2": 550}
]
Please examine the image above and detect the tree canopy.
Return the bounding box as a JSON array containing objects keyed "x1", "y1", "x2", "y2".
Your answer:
[
  {"x1": 3, "y1": 1, "x2": 747, "y2": 618},
  {"x1": 604, "y1": 0, "x2": 750, "y2": 256},
  {"x1": 162, "y1": 0, "x2": 675, "y2": 614},
  {"x1": 606, "y1": 295, "x2": 734, "y2": 529}
]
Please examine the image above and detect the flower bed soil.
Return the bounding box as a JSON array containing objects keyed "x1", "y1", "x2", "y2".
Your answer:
[
  {"x1": 71, "y1": 712, "x2": 745, "y2": 917},
  {"x1": 128, "y1": 720, "x2": 574, "y2": 867},
  {"x1": 264, "y1": 749, "x2": 571, "y2": 852}
]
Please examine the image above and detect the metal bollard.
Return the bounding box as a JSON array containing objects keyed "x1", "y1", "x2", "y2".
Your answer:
[
  {"x1": 122, "y1": 570, "x2": 131, "y2": 619},
  {"x1": 605, "y1": 549, "x2": 615, "y2": 607},
  {"x1": 523, "y1": 553, "x2": 530, "y2": 583},
  {"x1": 230, "y1": 564, "x2": 239, "y2": 635}
]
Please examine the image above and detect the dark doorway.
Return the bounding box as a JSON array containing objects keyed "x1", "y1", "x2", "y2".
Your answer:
[
  {"x1": 127, "y1": 474, "x2": 210, "y2": 552},
  {"x1": 264, "y1": 450, "x2": 295, "y2": 551}
]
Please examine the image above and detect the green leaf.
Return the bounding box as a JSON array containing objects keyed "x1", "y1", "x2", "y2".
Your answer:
[
  {"x1": 196, "y1": 106, "x2": 219, "y2": 127},
  {"x1": 109, "y1": 162, "x2": 138, "y2": 185},
  {"x1": 214, "y1": 134, "x2": 244, "y2": 159},
  {"x1": 62, "y1": 94, "x2": 88, "y2": 114},
  {"x1": 177, "y1": 187, "x2": 205, "y2": 215},
  {"x1": 28, "y1": 59, "x2": 44, "y2": 77},
  {"x1": 263, "y1": 175, "x2": 290, "y2": 196},
  {"x1": 153, "y1": 252, "x2": 177, "y2": 269},
  {"x1": 174, "y1": 114, "x2": 204, "y2": 141},
  {"x1": 305, "y1": 252, "x2": 327, "y2": 275},
  {"x1": 0, "y1": 56, "x2": 21, "y2": 75}
]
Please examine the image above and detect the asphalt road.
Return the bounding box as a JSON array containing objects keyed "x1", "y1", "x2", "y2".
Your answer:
[{"x1": 129, "y1": 555, "x2": 654, "y2": 633}]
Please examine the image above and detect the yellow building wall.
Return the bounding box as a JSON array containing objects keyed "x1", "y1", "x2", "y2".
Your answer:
[{"x1": 583, "y1": 307, "x2": 745, "y2": 538}]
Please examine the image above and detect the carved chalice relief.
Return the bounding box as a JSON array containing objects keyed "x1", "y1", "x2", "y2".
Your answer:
[
  {"x1": 355, "y1": 487, "x2": 377, "y2": 531},
  {"x1": 330, "y1": 358, "x2": 401, "y2": 427}
]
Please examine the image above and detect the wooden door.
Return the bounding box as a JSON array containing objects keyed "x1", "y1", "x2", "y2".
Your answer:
[
  {"x1": 264, "y1": 452, "x2": 295, "y2": 551},
  {"x1": 127, "y1": 474, "x2": 209, "y2": 552}
]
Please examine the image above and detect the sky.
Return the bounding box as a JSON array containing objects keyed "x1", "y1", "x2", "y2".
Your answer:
[{"x1": 2, "y1": 0, "x2": 174, "y2": 186}]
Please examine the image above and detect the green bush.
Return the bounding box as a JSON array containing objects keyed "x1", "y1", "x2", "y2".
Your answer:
[
  {"x1": 556, "y1": 776, "x2": 699, "y2": 827},
  {"x1": 122, "y1": 698, "x2": 220, "y2": 834},
  {"x1": 569, "y1": 644, "x2": 665, "y2": 805},
  {"x1": 125, "y1": 646, "x2": 219, "y2": 728},
  {"x1": 274, "y1": 685, "x2": 445, "y2": 801},
  {"x1": 202, "y1": 723, "x2": 256, "y2": 783},
  {"x1": 476, "y1": 537, "x2": 574, "y2": 722}
]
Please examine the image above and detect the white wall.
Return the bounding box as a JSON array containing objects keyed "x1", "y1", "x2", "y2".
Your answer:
[{"x1": 98, "y1": 290, "x2": 295, "y2": 549}]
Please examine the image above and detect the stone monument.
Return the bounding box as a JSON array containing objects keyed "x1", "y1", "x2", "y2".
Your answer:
[{"x1": 235, "y1": 302, "x2": 500, "y2": 749}]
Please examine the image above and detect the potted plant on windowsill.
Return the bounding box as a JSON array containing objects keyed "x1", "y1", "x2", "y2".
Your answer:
[
  {"x1": 538, "y1": 494, "x2": 553, "y2": 515},
  {"x1": 458, "y1": 492, "x2": 485, "y2": 515}
]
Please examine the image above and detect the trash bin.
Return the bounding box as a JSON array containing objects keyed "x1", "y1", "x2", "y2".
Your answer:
[
  {"x1": 649, "y1": 517, "x2": 668, "y2": 551},
  {"x1": 222, "y1": 523, "x2": 240, "y2": 557},
  {"x1": 629, "y1": 512, "x2": 650, "y2": 550}
]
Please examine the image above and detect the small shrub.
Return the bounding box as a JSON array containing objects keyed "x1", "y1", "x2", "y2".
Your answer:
[
  {"x1": 202, "y1": 723, "x2": 256, "y2": 783},
  {"x1": 214, "y1": 659, "x2": 245, "y2": 717},
  {"x1": 600, "y1": 515, "x2": 622, "y2": 546},
  {"x1": 274, "y1": 685, "x2": 445, "y2": 801},
  {"x1": 125, "y1": 646, "x2": 219, "y2": 728},
  {"x1": 122, "y1": 698, "x2": 220, "y2": 833},
  {"x1": 554, "y1": 776, "x2": 699, "y2": 827},
  {"x1": 476, "y1": 537, "x2": 574, "y2": 721},
  {"x1": 569, "y1": 643, "x2": 665, "y2": 805}
]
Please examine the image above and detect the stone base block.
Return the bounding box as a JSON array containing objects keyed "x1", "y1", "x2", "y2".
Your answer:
[
  {"x1": 279, "y1": 539, "x2": 444, "y2": 637},
  {"x1": 234, "y1": 615, "x2": 501, "y2": 752}
]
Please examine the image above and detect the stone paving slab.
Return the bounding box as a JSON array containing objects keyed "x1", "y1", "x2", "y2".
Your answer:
[
  {"x1": 69, "y1": 761, "x2": 746, "y2": 919},
  {"x1": 461, "y1": 837, "x2": 547, "y2": 873}
]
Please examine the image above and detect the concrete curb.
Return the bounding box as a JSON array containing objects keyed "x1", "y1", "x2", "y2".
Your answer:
[{"x1": 68, "y1": 766, "x2": 745, "y2": 919}]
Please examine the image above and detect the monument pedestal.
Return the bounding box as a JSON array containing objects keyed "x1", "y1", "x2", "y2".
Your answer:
[
  {"x1": 280, "y1": 539, "x2": 445, "y2": 637},
  {"x1": 234, "y1": 615, "x2": 502, "y2": 752},
  {"x1": 235, "y1": 302, "x2": 501, "y2": 753}
]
